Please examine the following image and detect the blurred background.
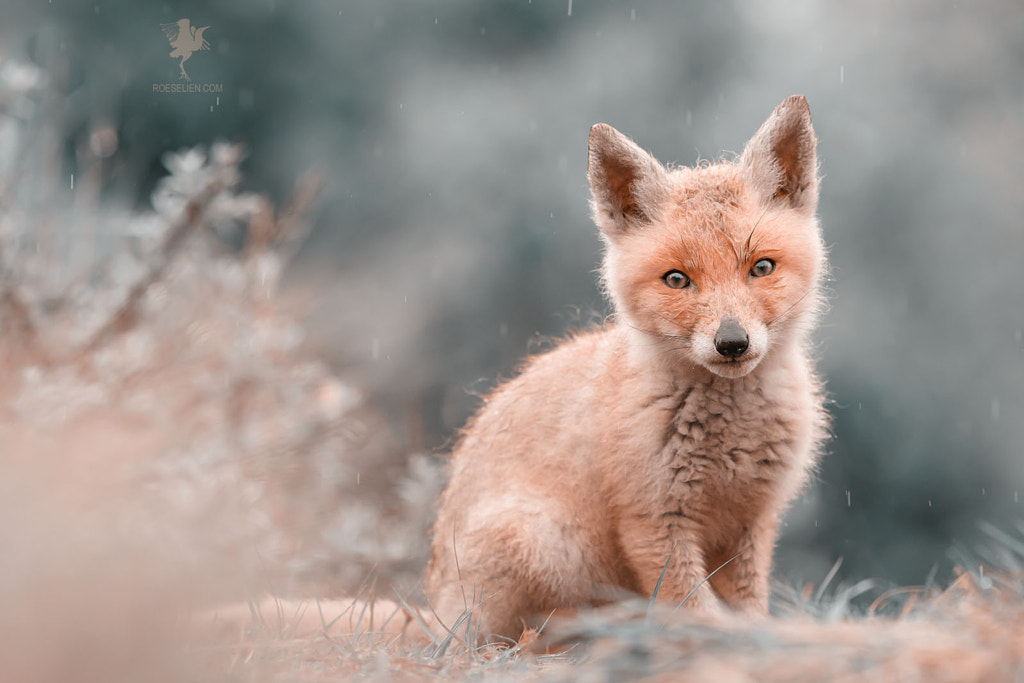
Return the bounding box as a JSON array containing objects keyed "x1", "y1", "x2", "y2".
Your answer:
[{"x1": 1, "y1": 0, "x2": 1022, "y2": 603}]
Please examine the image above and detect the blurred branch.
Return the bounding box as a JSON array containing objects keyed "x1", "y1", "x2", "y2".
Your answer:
[
  {"x1": 79, "y1": 188, "x2": 220, "y2": 357},
  {"x1": 0, "y1": 283, "x2": 49, "y2": 366},
  {"x1": 244, "y1": 168, "x2": 323, "y2": 263}
]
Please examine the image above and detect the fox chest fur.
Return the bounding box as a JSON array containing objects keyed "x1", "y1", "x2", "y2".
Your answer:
[{"x1": 607, "y1": 357, "x2": 819, "y2": 556}]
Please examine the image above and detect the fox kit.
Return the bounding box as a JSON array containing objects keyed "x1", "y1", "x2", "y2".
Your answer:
[{"x1": 423, "y1": 96, "x2": 827, "y2": 642}]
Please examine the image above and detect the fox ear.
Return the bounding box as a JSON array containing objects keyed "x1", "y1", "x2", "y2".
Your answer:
[
  {"x1": 588, "y1": 123, "x2": 667, "y2": 237},
  {"x1": 741, "y1": 95, "x2": 818, "y2": 214}
]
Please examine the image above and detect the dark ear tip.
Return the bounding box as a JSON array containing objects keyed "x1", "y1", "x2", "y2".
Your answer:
[{"x1": 778, "y1": 95, "x2": 811, "y2": 118}]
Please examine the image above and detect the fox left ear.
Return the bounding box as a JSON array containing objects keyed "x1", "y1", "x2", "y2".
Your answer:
[
  {"x1": 587, "y1": 123, "x2": 668, "y2": 238},
  {"x1": 741, "y1": 95, "x2": 818, "y2": 214}
]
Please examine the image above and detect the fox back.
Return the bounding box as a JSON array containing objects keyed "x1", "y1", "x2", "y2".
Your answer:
[{"x1": 421, "y1": 96, "x2": 827, "y2": 644}]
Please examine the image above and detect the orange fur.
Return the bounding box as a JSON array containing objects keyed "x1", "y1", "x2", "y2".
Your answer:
[{"x1": 422, "y1": 96, "x2": 828, "y2": 643}]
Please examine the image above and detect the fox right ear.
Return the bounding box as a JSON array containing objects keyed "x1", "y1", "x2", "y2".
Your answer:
[
  {"x1": 587, "y1": 124, "x2": 667, "y2": 237},
  {"x1": 741, "y1": 95, "x2": 818, "y2": 214}
]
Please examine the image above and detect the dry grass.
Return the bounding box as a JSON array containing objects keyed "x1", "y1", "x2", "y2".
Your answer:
[{"x1": 181, "y1": 569, "x2": 1024, "y2": 683}]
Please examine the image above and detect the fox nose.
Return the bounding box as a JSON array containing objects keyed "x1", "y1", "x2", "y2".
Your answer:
[{"x1": 714, "y1": 318, "x2": 749, "y2": 358}]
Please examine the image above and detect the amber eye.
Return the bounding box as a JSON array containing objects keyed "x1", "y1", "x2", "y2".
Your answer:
[
  {"x1": 750, "y1": 258, "x2": 776, "y2": 278},
  {"x1": 662, "y1": 270, "x2": 691, "y2": 289}
]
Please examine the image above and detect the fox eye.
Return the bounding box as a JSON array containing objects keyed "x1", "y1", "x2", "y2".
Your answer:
[
  {"x1": 750, "y1": 258, "x2": 776, "y2": 278},
  {"x1": 662, "y1": 270, "x2": 691, "y2": 289}
]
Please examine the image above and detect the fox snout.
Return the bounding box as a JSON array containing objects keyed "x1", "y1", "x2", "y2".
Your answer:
[
  {"x1": 689, "y1": 313, "x2": 767, "y2": 378},
  {"x1": 714, "y1": 317, "x2": 749, "y2": 359}
]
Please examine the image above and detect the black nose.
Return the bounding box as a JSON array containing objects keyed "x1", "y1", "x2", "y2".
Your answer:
[{"x1": 714, "y1": 318, "x2": 749, "y2": 358}]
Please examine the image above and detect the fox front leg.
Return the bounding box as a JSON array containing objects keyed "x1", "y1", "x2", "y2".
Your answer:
[
  {"x1": 709, "y1": 519, "x2": 777, "y2": 615},
  {"x1": 630, "y1": 519, "x2": 725, "y2": 614}
]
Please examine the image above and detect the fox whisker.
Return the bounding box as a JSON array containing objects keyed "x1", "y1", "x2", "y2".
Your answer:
[
  {"x1": 767, "y1": 288, "x2": 816, "y2": 327},
  {"x1": 744, "y1": 196, "x2": 783, "y2": 259},
  {"x1": 628, "y1": 322, "x2": 690, "y2": 346},
  {"x1": 654, "y1": 312, "x2": 685, "y2": 330},
  {"x1": 744, "y1": 205, "x2": 770, "y2": 255}
]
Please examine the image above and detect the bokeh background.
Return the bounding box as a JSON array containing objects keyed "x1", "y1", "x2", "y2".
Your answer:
[{"x1": 2, "y1": 0, "x2": 1022, "y2": 594}]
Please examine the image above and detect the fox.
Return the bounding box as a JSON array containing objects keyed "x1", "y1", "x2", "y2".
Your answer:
[{"x1": 420, "y1": 95, "x2": 828, "y2": 644}]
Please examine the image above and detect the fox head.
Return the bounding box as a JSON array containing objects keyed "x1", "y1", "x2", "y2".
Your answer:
[{"x1": 588, "y1": 95, "x2": 824, "y2": 379}]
